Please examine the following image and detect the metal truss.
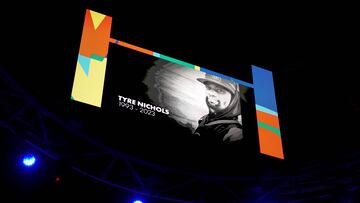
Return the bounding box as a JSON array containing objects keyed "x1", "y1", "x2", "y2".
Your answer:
[{"x1": 1, "y1": 66, "x2": 359, "y2": 202}]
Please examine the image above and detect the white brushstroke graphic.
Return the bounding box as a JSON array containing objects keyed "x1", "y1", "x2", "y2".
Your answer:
[{"x1": 144, "y1": 60, "x2": 209, "y2": 131}]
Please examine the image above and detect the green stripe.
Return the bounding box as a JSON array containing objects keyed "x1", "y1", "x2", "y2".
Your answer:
[
  {"x1": 159, "y1": 54, "x2": 195, "y2": 69},
  {"x1": 71, "y1": 95, "x2": 74, "y2": 100},
  {"x1": 91, "y1": 54, "x2": 104, "y2": 61},
  {"x1": 258, "y1": 122, "x2": 281, "y2": 136}
]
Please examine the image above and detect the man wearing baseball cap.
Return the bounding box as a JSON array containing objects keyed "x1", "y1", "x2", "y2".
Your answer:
[{"x1": 194, "y1": 73, "x2": 243, "y2": 143}]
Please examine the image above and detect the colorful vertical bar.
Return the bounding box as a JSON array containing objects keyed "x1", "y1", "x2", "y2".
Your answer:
[
  {"x1": 252, "y1": 65, "x2": 284, "y2": 159},
  {"x1": 71, "y1": 9, "x2": 112, "y2": 107}
]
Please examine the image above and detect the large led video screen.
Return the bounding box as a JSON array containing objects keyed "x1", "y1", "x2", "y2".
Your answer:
[{"x1": 71, "y1": 10, "x2": 284, "y2": 168}]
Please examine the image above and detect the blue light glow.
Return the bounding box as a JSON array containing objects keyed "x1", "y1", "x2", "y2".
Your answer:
[
  {"x1": 22, "y1": 154, "x2": 36, "y2": 167},
  {"x1": 133, "y1": 200, "x2": 143, "y2": 203}
]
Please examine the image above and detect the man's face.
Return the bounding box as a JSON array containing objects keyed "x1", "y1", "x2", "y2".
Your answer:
[{"x1": 204, "y1": 82, "x2": 232, "y2": 113}]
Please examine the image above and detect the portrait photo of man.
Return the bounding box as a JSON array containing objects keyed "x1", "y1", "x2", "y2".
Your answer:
[
  {"x1": 194, "y1": 73, "x2": 243, "y2": 144},
  {"x1": 144, "y1": 60, "x2": 246, "y2": 145}
]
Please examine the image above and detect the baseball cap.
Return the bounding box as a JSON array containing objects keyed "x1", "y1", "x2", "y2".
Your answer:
[{"x1": 197, "y1": 73, "x2": 237, "y2": 94}]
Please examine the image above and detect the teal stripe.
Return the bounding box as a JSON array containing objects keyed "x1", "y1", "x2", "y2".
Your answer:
[
  {"x1": 256, "y1": 104, "x2": 278, "y2": 116},
  {"x1": 159, "y1": 54, "x2": 195, "y2": 69},
  {"x1": 153, "y1": 52, "x2": 160, "y2": 57},
  {"x1": 258, "y1": 122, "x2": 281, "y2": 136},
  {"x1": 91, "y1": 54, "x2": 104, "y2": 61}
]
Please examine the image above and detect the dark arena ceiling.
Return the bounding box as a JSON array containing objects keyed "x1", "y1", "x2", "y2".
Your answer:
[{"x1": 1, "y1": 1, "x2": 358, "y2": 202}]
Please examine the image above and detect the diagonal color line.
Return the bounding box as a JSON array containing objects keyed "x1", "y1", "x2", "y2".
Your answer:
[
  {"x1": 109, "y1": 37, "x2": 254, "y2": 88},
  {"x1": 153, "y1": 52, "x2": 160, "y2": 57},
  {"x1": 110, "y1": 38, "x2": 153, "y2": 56},
  {"x1": 256, "y1": 104, "x2": 278, "y2": 116},
  {"x1": 201, "y1": 67, "x2": 254, "y2": 88},
  {"x1": 158, "y1": 54, "x2": 195, "y2": 69},
  {"x1": 258, "y1": 121, "x2": 281, "y2": 136}
]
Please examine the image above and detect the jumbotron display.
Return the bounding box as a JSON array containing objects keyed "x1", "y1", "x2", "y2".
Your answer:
[{"x1": 71, "y1": 9, "x2": 284, "y2": 160}]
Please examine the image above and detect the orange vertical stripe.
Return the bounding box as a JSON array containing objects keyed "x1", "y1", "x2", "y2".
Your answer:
[
  {"x1": 256, "y1": 110, "x2": 280, "y2": 128},
  {"x1": 258, "y1": 127, "x2": 284, "y2": 159},
  {"x1": 79, "y1": 10, "x2": 112, "y2": 58}
]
